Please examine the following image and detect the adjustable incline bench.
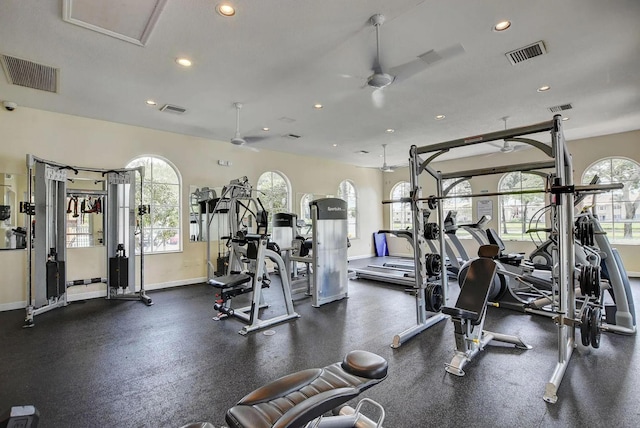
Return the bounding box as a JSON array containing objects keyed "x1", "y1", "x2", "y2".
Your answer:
[
  {"x1": 223, "y1": 350, "x2": 388, "y2": 428},
  {"x1": 442, "y1": 245, "x2": 531, "y2": 376}
]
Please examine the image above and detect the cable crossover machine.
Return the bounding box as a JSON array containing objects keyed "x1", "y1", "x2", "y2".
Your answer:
[
  {"x1": 383, "y1": 115, "x2": 633, "y2": 403},
  {"x1": 21, "y1": 155, "x2": 152, "y2": 327}
]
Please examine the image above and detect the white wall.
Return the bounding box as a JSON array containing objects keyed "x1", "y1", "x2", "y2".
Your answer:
[
  {"x1": 0, "y1": 107, "x2": 383, "y2": 309},
  {"x1": 382, "y1": 129, "x2": 640, "y2": 274}
]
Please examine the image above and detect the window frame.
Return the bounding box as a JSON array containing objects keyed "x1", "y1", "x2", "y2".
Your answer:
[
  {"x1": 390, "y1": 181, "x2": 412, "y2": 230},
  {"x1": 497, "y1": 171, "x2": 546, "y2": 241},
  {"x1": 581, "y1": 156, "x2": 640, "y2": 244},
  {"x1": 441, "y1": 178, "x2": 473, "y2": 239},
  {"x1": 338, "y1": 179, "x2": 358, "y2": 239},
  {"x1": 126, "y1": 155, "x2": 182, "y2": 254},
  {"x1": 256, "y1": 171, "x2": 292, "y2": 225}
]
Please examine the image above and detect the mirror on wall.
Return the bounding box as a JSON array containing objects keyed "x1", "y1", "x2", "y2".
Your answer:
[
  {"x1": 0, "y1": 172, "x2": 28, "y2": 250},
  {"x1": 66, "y1": 176, "x2": 106, "y2": 248},
  {"x1": 189, "y1": 185, "x2": 223, "y2": 242}
]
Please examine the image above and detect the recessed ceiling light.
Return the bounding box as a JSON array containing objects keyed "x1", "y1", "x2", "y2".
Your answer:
[
  {"x1": 332, "y1": 143, "x2": 338, "y2": 147},
  {"x1": 537, "y1": 85, "x2": 551, "y2": 92},
  {"x1": 145, "y1": 100, "x2": 157, "y2": 106},
  {"x1": 435, "y1": 114, "x2": 446, "y2": 120},
  {"x1": 262, "y1": 127, "x2": 270, "y2": 131},
  {"x1": 176, "y1": 58, "x2": 192, "y2": 67},
  {"x1": 385, "y1": 128, "x2": 395, "y2": 133},
  {"x1": 216, "y1": 4, "x2": 236, "y2": 17},
  {"x1": 494, "y1": 20, "x2": 511, "y2": 31},
  {"x1": 314, "y1": 103, "x2": 323, "y2": 109},
  {"x1": 562, "y1": 117, "x2": 570, "y2": 121}
]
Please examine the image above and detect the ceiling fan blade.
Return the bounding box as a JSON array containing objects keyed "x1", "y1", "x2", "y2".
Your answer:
[
  {"x1": 390, "y1": 43, "x2": 465, "y2": 83},
  {"x1": 371, "y1": 88, "x2": 385, "y2": 108},
  {"x1": 243, "y1": 135, "x2": 270, "y2": 144}
]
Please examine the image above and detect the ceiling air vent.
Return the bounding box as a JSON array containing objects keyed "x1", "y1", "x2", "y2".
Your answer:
[
  {"x1": 548, "y1": 103, "x2": 573, "y2": 113},
  {"x1": 0, "y1": 54, "x2": 58, "y2": 93},
  {"x1": 285, "y1": 133, "x2": 301, "y2": 139},
  {"x1": 160, "y1": 104, "x2": 186, "y2": 114},
  {"x1": 505, "y1": 41, "x2": 547, "y2": 65}
]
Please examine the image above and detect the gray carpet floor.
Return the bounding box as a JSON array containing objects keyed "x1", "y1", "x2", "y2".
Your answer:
[{"x1": 1, "y1": 259, "x2": 639, "y2": 427}]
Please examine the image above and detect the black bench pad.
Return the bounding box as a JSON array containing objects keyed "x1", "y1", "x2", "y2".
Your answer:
[
  {"x1": 208, "y1": 273, "x2": 251, "y2": 289},
  {"x1": 225, "y1": 350, "x2": 387, "y2": 428}
]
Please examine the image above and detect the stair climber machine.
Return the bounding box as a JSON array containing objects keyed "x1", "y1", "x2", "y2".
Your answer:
[
  {"x1": 206, "y1": 177, "x2": 300, "y2": 335},
  {"x1": 22, "y1": 155, "x2": 152, "y2": 327}
]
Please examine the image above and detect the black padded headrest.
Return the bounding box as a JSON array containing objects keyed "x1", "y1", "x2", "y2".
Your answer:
[
  {"x1": 341, "y1": 350, "x2": 388, "y2": 380},
  {"x1": 478, "y1": 244, "x2": 500, "y2": 259}
]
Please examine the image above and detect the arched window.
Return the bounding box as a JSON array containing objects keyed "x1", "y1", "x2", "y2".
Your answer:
[
  {"x1": 338, "y1": 180, "x2": 358, "y2": 238},
  {"x1": 498, "y1": 172, "x2": 546, "y2": 240},
  {"x1": 442, "y1": 178, "x2": 472, "y2": 238},
  {"x1": 390, "y1": 182, "x2": 411, "y2": 230},
  {"x1": 126, "y1": 156, "x2": 181, "y2": 253},
  {"x1": 300, "y1": 193, "x2": 313, "y2": 226},
  {"x1": 257, "y1": 171, "x2": 291, "y2": 224},
  {"x1": 582, "y1": 157, "x2": 640, "y2": 243}
]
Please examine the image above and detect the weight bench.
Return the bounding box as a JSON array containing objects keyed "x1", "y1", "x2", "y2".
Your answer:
[
  {"x1": 225, "y1": 350, "x2": 387, "y2": 428},
  {"x1": 442, "y1": 245, "x2": 531, "y2": 376}
]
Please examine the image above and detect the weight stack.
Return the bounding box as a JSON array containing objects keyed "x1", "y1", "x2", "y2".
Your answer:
[
  {"x1": 216, "y1": 255, "x2": 228, "y2": 276},
  {"x1": 46, "y1": 260, "x2": 66, "y2": 299},
  {"x1": 109, "y1": 256, "x2": 129, "y2": 289}
]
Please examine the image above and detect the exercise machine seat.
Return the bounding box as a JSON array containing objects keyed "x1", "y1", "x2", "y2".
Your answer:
[
  {"x1": 208, "y1": 273, "x2": 251, "y2": 289},
  {"x1": 442, "y1": 246, "x2": 498, "y2": 325},
  {"x1": 225, "y1": 350, "x2": 388, "y2": 428},
  {"x1": 485, "y1": 229, "x2": 524, "y2": 265}
]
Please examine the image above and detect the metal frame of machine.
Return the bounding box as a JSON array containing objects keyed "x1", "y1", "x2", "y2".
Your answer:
[
  {"x1": 22, "y1": 154, "x2": 151, "y2": 327},
  {"x1": 384, "y1": 115, "x2": 630, "y2": 403}
]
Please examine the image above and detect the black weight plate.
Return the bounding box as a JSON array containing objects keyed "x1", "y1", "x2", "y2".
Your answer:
[
  {"x1": 592, "y1": 266, "x2": 601, "y2": 300},
  {"x1": 590, "y1": 307, "x2": 602, "y2": 348},
  {"x1": 579, "y1": 265, "x2": 588, "y2": 296},
  {"x1": 580, "y1": 306, "x2": 592, "y2": 347},
  {"x1": 426, "y1": 283, "x2": 443, "y2": 312},
  {"x1": 588, "y1": 223, "x2": 595, "y2": 246}
]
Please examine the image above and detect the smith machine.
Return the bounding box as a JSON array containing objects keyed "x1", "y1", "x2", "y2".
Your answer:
[
  {"x1": 385, "y1": 115, "x2": 627, "y2": 403},
  {"x1": 21, "y1": 155, "x2": 152, "y2": 327}
]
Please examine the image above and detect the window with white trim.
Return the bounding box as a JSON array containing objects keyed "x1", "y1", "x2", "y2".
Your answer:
[
  {"x1": 126, "y1": 156, "x2": 181, "y2": 253},
  {"x1": 498, "y1": 172, "x2": 546, "y2": 240},
  {"x1": 390, "y1": 182, "x2": 411, "y2": 230},
  {"x1": 442, "y1": 178, "x2": 472, "y2": 239},
  {"x1": 338, "y1": 180, "x2": 358, "y2": 239},
  {"x1": 582, "y1": 157, "x2": 640, "y2": 243},
  {"x1": 257, "y1": 171, "x2": 291, "y2": 224}
]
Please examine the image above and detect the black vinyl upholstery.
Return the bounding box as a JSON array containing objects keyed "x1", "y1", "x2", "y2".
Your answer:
[
  {"x1": 225, "y1": 350, "x2": 387, "y2": 428},
  {"x1": 208, "y1": 273, "x2": 251, "y2": 289},
  {"x1": 442, "y1": 246, "x2": 498, "y2": 324}
]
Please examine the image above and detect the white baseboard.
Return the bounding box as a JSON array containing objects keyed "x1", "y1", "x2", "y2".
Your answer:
[
  {"x1": 0, "y1": 300, "x2": 27, "y2": 312},
  {"x1": 1, "y1": 277, "x2": 208, "y2": 312}
]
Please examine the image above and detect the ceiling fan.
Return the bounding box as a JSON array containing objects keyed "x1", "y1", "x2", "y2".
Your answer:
[
  {"x1": 362, "y1": 14, "x2": 465, "y2": 108},
  {"x1": 380, "y1": 144, "x2": 395, "y2": 172},
  {"x1": 229, "y1": 102, "x2": 267, "y2": 151},
  {"x1": 488, "y1": 117, "x2": 529, "y2": 154}
]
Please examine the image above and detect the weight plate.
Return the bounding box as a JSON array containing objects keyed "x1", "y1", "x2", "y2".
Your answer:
[
  {"x1": 579, "y1": 265, "x2": 588, "y2": 296},
  {"x1": 426, "y1": 283, "x2": 443, "y2": 312},
  {"x1": 592, "y1": 265, "x2": 601, "y2": 300},
  {"x1": 580, "y1": 306, "x2": 592, "y2": 347},
  {"x1": 590, "y1": 306, "x2": 602, "y2": 348}
]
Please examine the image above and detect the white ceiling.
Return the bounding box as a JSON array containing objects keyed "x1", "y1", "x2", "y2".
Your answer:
[{"x1": 1, "y1": 0, "x2": 639, "y2": 168}]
